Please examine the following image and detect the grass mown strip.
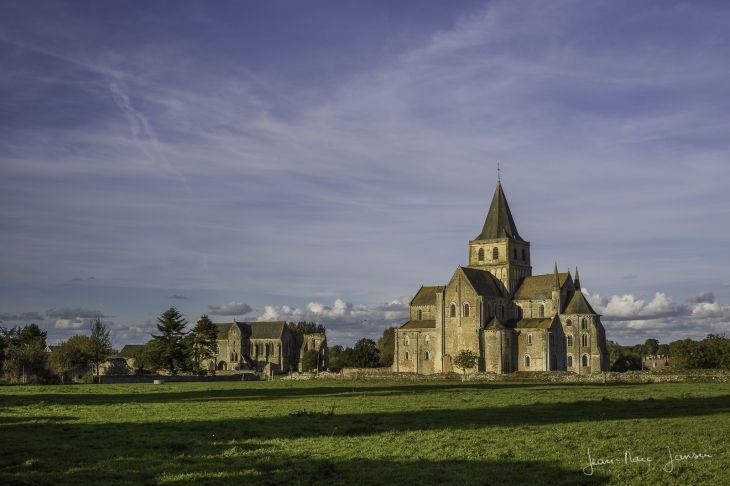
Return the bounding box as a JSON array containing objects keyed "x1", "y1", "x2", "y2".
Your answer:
[{"x1": 1, "y1": 381, "x2": 728, "y2": 485}]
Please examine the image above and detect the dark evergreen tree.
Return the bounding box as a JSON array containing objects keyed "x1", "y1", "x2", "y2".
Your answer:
[
  {"x1": 151, "y1": 307, "x2": 189, "y2": 374},
  {"x1": 187, "y1": 314, "x2": 219, "y2": 372}
]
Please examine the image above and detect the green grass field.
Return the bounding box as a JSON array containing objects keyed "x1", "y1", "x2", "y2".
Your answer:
[{"x1": 1, "y1": 380, "x2": 728, "y2": 485}]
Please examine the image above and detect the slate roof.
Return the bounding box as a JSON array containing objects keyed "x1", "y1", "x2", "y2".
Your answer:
[
  {"x1": 513, "y1": 272, "x2": 571, "y2": 301},
  {"x1": 514, "y1": 317, "x2": 556, "y2": 329},
  {"x1": 115, "y1": 344, "x2": 145, "y2": 358},
  {"x1": 563, "y1": 290, "x2": 598, "y2": 315},
  {"x1": 475, "y1": 181, "x2": 523, "y2": 241},
  {"x1": 411, "y1": 286, "x2": 445, "y2": 307},
  {"x1": 248, "y1": 321, "x2": 287, "y2": 340},
  {"x1": 215, "y1": 323, "x2": 234, "y2": 339},
  {"x1": 460, "y1": 267, "x2": 504, "y2": 298},
  {"x1": 400, "y1": 320, "x2": 437, "y2": 329}
]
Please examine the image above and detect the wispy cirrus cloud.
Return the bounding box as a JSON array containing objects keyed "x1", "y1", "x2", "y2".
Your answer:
[
  {"x1": 0, "y1": 311, "x2": 44, "y2": 321},
  {"x1": 167, "y1": 294, "x2": 189, "y2": 300},
  {"x1": 46, "y1": 308, "x2": 107, "y2": 319}
]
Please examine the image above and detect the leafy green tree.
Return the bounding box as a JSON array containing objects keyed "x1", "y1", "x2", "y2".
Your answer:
[
  {"x1": 187, "y1": 314, "x2": 219, "y2": 372},
  {"x1": 0, "y1": 325, "x2": 9, "y2": 368},
  {"x1": 328, "y1": 345, "x2": 346, "y2": 368},
  {"x1": 701, "y1": 334, "x2": 730, "y2": 370},
  {"x1": 151, "y1": 307, "x2": 189, "y2": 374},
  {"x1": 88, "y1": 318, "x2": 114, "y2": 383},
  {"x1": 131, "y1": 343, "x2": 161, "y2": 373},
  {"x1": 610, "y1": 353, "x2": 643, "y2": 372},
  {"x1": 643, "y1": 339, "x2": 659, "y2": 356},
  {"x1": 453, "y1": 349, "x2": 479, "y2": 379},
  {"x1": 287, "y1": 321, "x2": 326, "y2": 336},
  {"x1": 657, "y1": 343, "x2": 671, "y2": 357},
  {"x1": 301, "y1": 349, "x2": 320, "y2": 372},
  {"x1": 1, "y1": 324, "x2": 48, "y2": 383},
  {"x1": 350, "y1": 339, "x2": 380, "y2": 368},
  {"x1": 672, "y1": 338, "x2": 709, "y2": 370},
  {"x1": 377, "y1": 326, "x2": 396, "y2": 367},
  {"x1": 48, "y1": 335, "x2": 91, "y2": 383}
]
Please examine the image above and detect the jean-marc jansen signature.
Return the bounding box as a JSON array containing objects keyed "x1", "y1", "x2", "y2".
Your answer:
[{"x1": 583, "y1": 447, "x2": 712, "y2": 475}]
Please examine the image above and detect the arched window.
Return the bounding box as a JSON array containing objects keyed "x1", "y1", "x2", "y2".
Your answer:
[
  {"x1": 478, "y1": 248, "x2": 484, "y2": 261},
  {"x1": 567, "y1": 355, "x2": 573, "y2": 367},
  {"x1": 566, "y1": 319, "x2": 572, "y2": 327},
  {"x1": 492, "y1": 247, "x2": 499, "y2": 260},
  {"x1": 527, "y1": 334, "x2": 532, "y2": 345},
  {"x1": 425, "y1": 351, "x2": 430, "y2": 360},
  {"x1": 525, "y1": 355, "x2": 531, "y2": 367},
  {"x1": 463, "y1": 303, "x2": 470, "y2": 317},
  {"x1": 581, "y1": 318, "x2": 588, "y2": 329},
  {"x1": 521, "y1": 249, "x2": 526, "y2": 262},
  {"x1": 538, "y1": 304, "x2": 545, "y2": 318},
  {"x1": 405, "y1": 352, "x2": 409, "y2": 360},
  {"x1": 450, "y1": 303, "x2": 456, "y2": 317},
  {"x1": 567, "y1": 335, "x2": 573, "y2": 346},
  {"x1": 417, "y1": 309, "x2": 422, "y2": 320},
  {"x1": 513, "y1": 247, "x2": 517, "y2": 260},
  {"x1": 582, "y1": 334, "x2": 588, "y2": 347},
  {"x1": 582, "y1": 354, "x2": 589, "y2": 367}
]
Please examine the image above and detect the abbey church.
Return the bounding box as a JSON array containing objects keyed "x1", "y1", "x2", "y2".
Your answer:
[{"x1": 394, "y1": 180, "x2": 610, "y2": 375}]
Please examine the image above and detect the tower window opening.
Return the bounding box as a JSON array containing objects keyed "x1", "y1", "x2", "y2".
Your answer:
[
  {"x1": 567, "y1": 335, "x2": 573, "y2": 346},
  {"x1": 513, "y1": 247, "x2": 517, "y2": 260},
  {"x1": 521, "y1": 249, "x2": 526, "y2": 262},
  {"x1": 581, "y1": 318, "x2": 588, "y2": 329},
  {"x1": 525, "y1": 355, "x2": 531, "y2": 367},
  {"x1": 417, "y1": 309, "x2": 422, "y2": 320},
  {"x1": 425, "y1": 351, "x2": 429, "y2": 360},
  {"x1": 492, "y1": 247, "x2": 499, "y2": 260},
  {"x1": 478, "y1": 248, "x2": 484, "y2": 261},
  {"x1": 463, "y1": 303, "x2": 470, "y2": 317},
  {"x1": 582, "y1": 354, "x2": 589, "y2": 367},
  {"x1": 450, "y1": 303, "x2": 456, "y2": 317},
  {"x1": 538, "y1": 304, "x2": 545, "y2": 318},
  {"x1": 527, "y1": 334, "x2": 532, "y2": 345},
  {"x1": 582, "y1": 334, "x2": 588, "y2": 347},
  {"x1": 567, "y1": 355, "x2": 573, "y2": 367}
]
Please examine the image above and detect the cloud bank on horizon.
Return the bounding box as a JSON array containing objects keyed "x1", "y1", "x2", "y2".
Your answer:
[{"x1": 1, "y1": 1, "x2": 730, "y2": 347}]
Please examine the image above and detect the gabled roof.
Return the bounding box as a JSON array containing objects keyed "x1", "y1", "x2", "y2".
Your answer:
[
  {"x1": 563, "y1": 290, "x2": 598, "y2": 315},
  {"x1": 514, "y1": 317, "x2": 557, "y2": 329},
  {"x1": 248, "y1": 321, "x2": 287, "y2": 340},
  {"x1": 116, "y1": 344, "x2": 145, "y2": 358},
  {"x1": 400, "y1": 320, "x2": 437, "y2": 329},
  {"x1": 513, "y1": 272, "x2": 571, "y2": 301},
  {"x1": 459, "y1": 267, "x2": 504, "y2": 298},
  {"x1": 411, "y1": 286, "x2": 445, "y2": 307},
  {"x1": 483, "y1": 317, "x2": 514, "y2": 330},
  {"x1": 475, "y1": 181, "x2": 523, "y2": 241},
  {"x1": 215, "y1": 323, "x2": 234, "y2": 339}
]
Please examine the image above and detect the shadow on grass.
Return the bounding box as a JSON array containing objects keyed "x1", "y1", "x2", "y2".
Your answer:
[{"x1": 0, "y1": 450, "x2": 609, "y2": 486}]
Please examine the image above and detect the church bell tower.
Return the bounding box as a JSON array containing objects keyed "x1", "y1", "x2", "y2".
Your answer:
[{"x1": 467, "y1": 180, "x2": 532, "y2": 294}]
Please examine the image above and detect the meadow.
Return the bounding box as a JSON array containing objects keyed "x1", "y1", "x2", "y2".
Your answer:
[{"x1": 0, "y1": 379, "x2": 728, "y2": 485}]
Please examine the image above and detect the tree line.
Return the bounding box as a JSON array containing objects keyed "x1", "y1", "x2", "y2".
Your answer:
[
  {"x1": 0, "y1": 319, "x2": 114, "y2": 384},
  {"x1": 608, "y1": 334, "x2": 730, "y2": 371}
]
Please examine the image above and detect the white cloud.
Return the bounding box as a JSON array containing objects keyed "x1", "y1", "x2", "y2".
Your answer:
[
  {"x1": 257, "y1": 297, "x2": 410, "y2": 346},
  {"x1": 686, "y1": 291, "x2": 715, "y2": 303},
  {"x1": 207, "y1": 302, "x2": 253, "y2": 316},
  {"x1": 691, "y1": 302, "x2": 727, "y2": 319},
  {"x1": 584, "y1": 290, "x2": 691, "y2": 321},
  {"x1": 54, "y1": 318, "x2": 85, "y2": 330}
]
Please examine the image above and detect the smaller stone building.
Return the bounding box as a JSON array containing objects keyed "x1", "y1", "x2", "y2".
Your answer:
[{"x1": 294, "y1": 332, "x2": 328, "y2": 372}]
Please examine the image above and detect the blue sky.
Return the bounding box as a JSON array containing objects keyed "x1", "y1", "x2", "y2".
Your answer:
[{"x1": 1, "y1": 1, "x2": 729, "y2": 348}]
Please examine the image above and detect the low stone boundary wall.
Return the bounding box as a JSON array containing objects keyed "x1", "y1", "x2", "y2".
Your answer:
[
  {"x1": 281, "y1": 369, "x2": 730, "y2": 384},
  {"x1": 100, "y1": 371, "x2": 259, "y2": 384}
]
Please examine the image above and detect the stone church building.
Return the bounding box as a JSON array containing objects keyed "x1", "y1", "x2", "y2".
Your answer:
[
  {"x1": 394, "y1": 180, "x2": 610, "y2": 375},
  {"x1": 207, "y1": 321, "x2": 328, "y2": 373}
]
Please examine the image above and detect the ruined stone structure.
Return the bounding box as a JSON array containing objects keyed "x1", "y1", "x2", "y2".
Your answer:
[
  {"x1": 209, "y1": 321, "x2": 327, "y2": 374},
  {"x1": 395, "y1": 180, "x2": 610, "y2": 375}
]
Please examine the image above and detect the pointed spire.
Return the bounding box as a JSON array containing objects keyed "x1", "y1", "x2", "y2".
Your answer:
[
  {"x1": 476, "y1": 180, "x2": 523, "y2": 241},
  {"x1": 574, "y1": 266, "x2": 581, "y2": 290},
  {"x1": 553, "y1": 262, "x2": 560, "y2": 290}
]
